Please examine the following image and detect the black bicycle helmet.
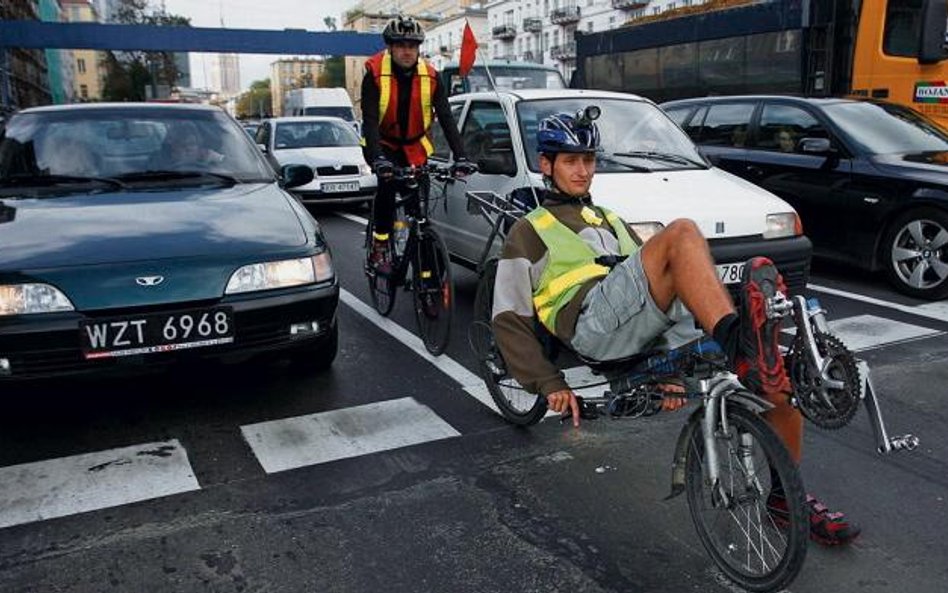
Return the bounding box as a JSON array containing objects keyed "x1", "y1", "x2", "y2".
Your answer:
[
  {"x1": 536, "y1": 108, "x2": 602, "y2": 155},
  {"x1": 382, "y1": 15, "x2": 425, "y2": 45}
]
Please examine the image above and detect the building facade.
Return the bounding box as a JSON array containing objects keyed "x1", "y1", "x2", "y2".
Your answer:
[
  {"x1": 62, "y1": 0, "x2": 105, "y2": 102},
  {"x1": 210, "y1": 53, "x2": 241, "y2": 99},
  {"x1": 269, "y1": 58, "x2": 326, "y2": 117},
  {"x1": 38, "y1": 0, "x2": 76, "y2": 105},
  {"x1": 421, "y1": 9, "x2": 489, "y2": 71},
  {"x1": 1, "y1": 0, "x2": 52, "y2": 109}
]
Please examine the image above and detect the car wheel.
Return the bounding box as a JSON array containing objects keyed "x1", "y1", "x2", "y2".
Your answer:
[
  {"x1": 883, "y1": 207, "x2": 948, "y2": 300},
  {"x1": 288, "y1": 322, "x2": 338, "y2": 373}
]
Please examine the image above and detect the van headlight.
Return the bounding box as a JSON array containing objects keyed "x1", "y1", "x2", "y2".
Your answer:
[
  {"x1": 0, "y1": 283, "x2": 74, "y2": 315},
  {"x1": 629, "y1": 221, "x2": 665, "y2": 243},
  {"x1": 225, "y1": 253, "x2": 334, "y2": 294},
  {"x1": 763, "y1": 213, "x2": 801, "y2": 239},
  {"x1": 359, "y1": 162, "x2": 372, "y2": 176}
]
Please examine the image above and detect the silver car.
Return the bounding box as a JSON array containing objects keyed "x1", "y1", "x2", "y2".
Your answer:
[{"x1": 255, "y1": 116, "x2": 376, "y2": 206}]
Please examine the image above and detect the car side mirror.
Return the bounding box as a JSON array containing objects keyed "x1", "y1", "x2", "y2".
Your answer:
[
  {"x1": 919, "y1": 0, "x2": 948, "y2": 64},
  {"x1": 799, "y1": 137, "x2": 833, "y2": 154},
  {"x1": 280, "y1": 164, "x2": 314, "y2": 189}
]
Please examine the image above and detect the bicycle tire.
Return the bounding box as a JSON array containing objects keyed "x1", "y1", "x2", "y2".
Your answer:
[
  {"x1": 365, "y1": 218, "x2": 397, "y2": 316},
  {"x1": 470, "y1": 259, "x2": 547, "y2": 425},
  {"x1": 684, "y1": 405, "x2": 808, "y2": 592},
  {"x1": 412, "y1": 226, "x2": 454, "y2": 355}
]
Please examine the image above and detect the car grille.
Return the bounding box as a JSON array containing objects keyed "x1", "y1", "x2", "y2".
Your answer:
[{"x1": 315, "y1": 165, "x2": 359, "y2": 176}]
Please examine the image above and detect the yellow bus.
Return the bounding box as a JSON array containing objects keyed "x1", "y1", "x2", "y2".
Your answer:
[{"x1": 575, "y1": 0, "x2": 948, "y2": 128}]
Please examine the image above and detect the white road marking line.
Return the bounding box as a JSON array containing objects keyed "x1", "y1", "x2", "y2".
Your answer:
[
  {"x1": 0, "y1": 440, "x2": 199, "y2": 530},
  {"x1": 335, "y1": 211, "x2": 368, "y2": 226},
  {"x1": 782, "y1": 314, "x2": 943, "y2": 352},
  {"x1": 808, "y1": 283, "x2": 948, "y2": 323},
  {"x1": 242, "y1": 397, "x2": 460, "y2": 473}
]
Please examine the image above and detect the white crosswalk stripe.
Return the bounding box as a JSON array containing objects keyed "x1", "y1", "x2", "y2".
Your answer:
[
  {"x1": 0, "y1": 440, "x2": 199, "y2": 530},
  {"x1": 241, "y1": 397, "x2": 460, "y2": 474},
  {"x1": 783, "y1": 313, "x2": 943, "y2": 352}
]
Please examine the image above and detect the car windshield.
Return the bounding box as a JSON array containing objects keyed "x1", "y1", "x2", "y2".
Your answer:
[
  {"x1": 274, "y1": 120, "x2": 360, "y2": 149},
  {"x1": 447, "y1": 66, "x2": 566, "y2": 95},
  {"x1": 301, "y1": 107, "x2": 355, "y2": 121},
  {"x1": 824, "y1": 101, "x2": 948, "y2": 155},
  {"x1": 0, "y1": 106, "x2": 274, "y2": 190},
  {"x1": 517, "y1": 98, "x2": 707, "y2": 172}
]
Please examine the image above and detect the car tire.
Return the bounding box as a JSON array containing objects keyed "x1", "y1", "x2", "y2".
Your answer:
[
  {"x1": 883, "y1": 207, "x2": 948, "y2": 300},
  {"x1": 287, "y1": 322, "x2": 338, "y2": 373}
]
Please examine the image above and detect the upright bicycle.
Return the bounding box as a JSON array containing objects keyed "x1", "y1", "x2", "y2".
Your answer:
[
  {"x1": 364, "y1": 164, "x2": 458, "y2": 355},
  {"x1": 464, "y1": 189, "x2": 918, "y2": 592}
]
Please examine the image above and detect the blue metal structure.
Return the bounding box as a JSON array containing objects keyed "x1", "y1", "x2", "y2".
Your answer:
[{"x1": 0, "y1": 21, "x2": 384, "y2": 56}]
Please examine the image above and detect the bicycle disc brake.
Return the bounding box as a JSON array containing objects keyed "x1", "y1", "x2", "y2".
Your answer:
[{"x1": 786, "y1": 332, "x2": 861, "y2": 429}]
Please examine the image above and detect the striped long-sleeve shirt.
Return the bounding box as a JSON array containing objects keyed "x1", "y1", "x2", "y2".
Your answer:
[{"x1": 492, "y1": 192, "x2": 642, "y2": 396}]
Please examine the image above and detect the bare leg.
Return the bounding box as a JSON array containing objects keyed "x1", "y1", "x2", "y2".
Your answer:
[{"x1": 640, "y1": 218, "x2": 734, "y2": 334}]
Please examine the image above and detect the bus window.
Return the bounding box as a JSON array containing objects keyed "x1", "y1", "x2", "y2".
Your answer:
[{"x1": 883, "y1": 0, "x2": 922, "y2": 58}]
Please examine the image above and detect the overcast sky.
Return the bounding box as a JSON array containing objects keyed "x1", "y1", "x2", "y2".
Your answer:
[{"x1": 163, "y1": 0, "x2": 361, "y2": 92}]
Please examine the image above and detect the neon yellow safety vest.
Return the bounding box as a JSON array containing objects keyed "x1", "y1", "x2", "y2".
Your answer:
[{"x1": 526, "y1": 206, "x2": 639, "y2": 333}]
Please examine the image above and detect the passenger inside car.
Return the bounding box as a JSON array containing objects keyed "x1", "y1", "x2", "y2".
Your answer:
[
  {"x1": 776, "y1": 128, "x2": 796, "y2": 153},
  {"x1": 161, "y1": 123, "x2": 224, "y2": 167},
  {"x1": 41, "y1": 134, "x2": 98, "y2": 176}
]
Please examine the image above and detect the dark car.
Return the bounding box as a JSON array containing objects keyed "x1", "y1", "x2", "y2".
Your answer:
[
  {"x1": 662, "y1": 95, "x2": 948, "y2": 299},
  {"x1": 0, "y1": 103, "x2": 338, "y2": 381}
]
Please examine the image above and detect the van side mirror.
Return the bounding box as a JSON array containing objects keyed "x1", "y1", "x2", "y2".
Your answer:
[
  {"x1": 919, "y1": 0, "x2": 948, "y2": 64},
  {"x1": 280, "y1": 164, "x2": 314, "y2": 189},
  {"x1": 477, "y1": 148, "x2": 517, "y2": 176},
  {"x1": 799, "y1": 137, "x2": 833, "y2": 154}
]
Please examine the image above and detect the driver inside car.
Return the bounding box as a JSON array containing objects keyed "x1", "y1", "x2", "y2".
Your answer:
[{"x1": 491, "y1": 107, "x2": 861, "y2": 547}]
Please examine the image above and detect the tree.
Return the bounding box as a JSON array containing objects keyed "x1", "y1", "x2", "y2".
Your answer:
[
  {"x1": 323, "y1": 16, "x2": 337, "y2": 32},
  {"x1": 102, "y1": 0, "x2": 191, "y2": 101},
  {"x1": 317, "y1": 57, "x2": 346, "y2": 88},
  {"x1": 236, "y1": 79, "x2": 272, "y2": 119}
]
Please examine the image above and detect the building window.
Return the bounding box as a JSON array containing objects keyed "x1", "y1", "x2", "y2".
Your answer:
[
  {"x1": 80, "y1": 84, "x2": 88, "y2": 99},
  {"x1": 587, "y1": 21, "x2": 593, "y2": 33},
  {"x1": 77, "y1": 58, "x2": 86, "y2": 74}
]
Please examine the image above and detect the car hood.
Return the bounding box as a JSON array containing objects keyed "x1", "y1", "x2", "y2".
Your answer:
[
  {"x1": 0, "y1": 183, "x2": 309, "y2": 270},
  {"x1": 590, "y1": 167, "x2": 795, "y2": 238},
  {"x1": 273, "y1": 146, "x2": 365, "y2": 168},
  {"x1": 870, "y1": 152, "x2": 948, "y2": 184}
]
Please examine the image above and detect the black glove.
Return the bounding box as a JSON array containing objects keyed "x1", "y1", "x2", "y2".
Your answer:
[
  {"x1": 372, "y1": 157, "x2": 394, "y2": 177},
  {"x1": 451, "y1": 158, "x2": 478, "y2": 178}
]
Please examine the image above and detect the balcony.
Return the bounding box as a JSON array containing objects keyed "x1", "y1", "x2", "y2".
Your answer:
[
  {"x1": 612, "y1": 0, "x2": 648, "y2": 9},
  {"x1": 522, "y1": 50, "x2": 539, "y2": 63},
  {"x1": 492, "y1": 24, "x2": 517, "y2": 40},
  {"x1": 550, "y1": 41, "x2": 577, "y2": 60},
  {"x1": 550, "y1": 6, "x2": 581, "y2": 25},
  {"x1": 523, "y1": 17, "x2": 543, "y2": 32}
]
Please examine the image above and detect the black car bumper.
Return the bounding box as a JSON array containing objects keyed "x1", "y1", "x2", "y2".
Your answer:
[
  {"x1": 708, "y1": 235, "x2": 812, "y2": 298},
  {"x1": 0, "y1": 281, "x2": 339, "y2": 381}
]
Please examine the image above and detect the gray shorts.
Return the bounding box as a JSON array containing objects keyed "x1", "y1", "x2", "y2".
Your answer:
[{"x1": 571, "y1": 251, "x2": 703, "y2": 361}]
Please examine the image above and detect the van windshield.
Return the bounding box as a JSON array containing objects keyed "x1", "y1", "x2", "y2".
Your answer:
[
  {"x1": 302, "y1": 107, "x2": 355, "y2": 121},
  {"x1": 517, "y1": 98, "x2": 706, "y2": 172},
  {"x1": 447, "y1": 65, "x2": 566, "y2": 95}
]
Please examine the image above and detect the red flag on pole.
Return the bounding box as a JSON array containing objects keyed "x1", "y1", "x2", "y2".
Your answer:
[{"x1": 459, "y1": 20, "x2": 478, "y2": 77}]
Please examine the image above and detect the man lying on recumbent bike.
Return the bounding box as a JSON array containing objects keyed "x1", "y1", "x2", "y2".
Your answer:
[{"x1": 491, "y1": 107, "x2": 860, "y2": 546}]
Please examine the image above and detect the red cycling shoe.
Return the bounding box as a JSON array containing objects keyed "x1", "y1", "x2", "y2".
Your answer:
[{"x1": 769, "y1": 492, "x2": 862, "y2": 546}]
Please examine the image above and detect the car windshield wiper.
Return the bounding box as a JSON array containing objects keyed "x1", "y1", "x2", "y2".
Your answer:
[
  {"x1": 598, "y1": 154, "x2": 652, "y2": 172},
  {"x1": 0, "y1": 174, "x2": 126, "y2": 190},
  {"x1": 612, "y1": 151, "x2": 707, "y2": 168},
  {"x1": 116, "y1": 170, "x2": 241, "y2": 185}
]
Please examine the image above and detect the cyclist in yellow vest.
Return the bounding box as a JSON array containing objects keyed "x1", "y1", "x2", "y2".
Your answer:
[
  {"x1": 361, "y1": 15, "x2": 474, "y2": 272},
  {"x1": 492, "y1": 108, "x2": 860, "y2": 545}
]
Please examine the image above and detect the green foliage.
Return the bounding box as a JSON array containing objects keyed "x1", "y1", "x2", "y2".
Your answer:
[
  {"x1": 236, "y1": 79, "x2": 272, "y2": 118},
  {"x1": 101, "y1": 0, "x2": 191, "y2": 101},
  {"x1": 317, "y1": 57, "x2": 346, "y2": 88}
]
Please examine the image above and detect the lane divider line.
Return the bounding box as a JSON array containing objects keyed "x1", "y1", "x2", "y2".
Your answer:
[{"x1": 808, "y1": 283, "x2": 948, "y2": 324}]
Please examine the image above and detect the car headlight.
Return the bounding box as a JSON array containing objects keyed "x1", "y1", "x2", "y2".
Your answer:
[
  {"x1": 629, "y1": 221, "x2": 665, "y2": 243},
  {"x1": 225, "y1": 253, "x2": 334, "y2": 295},
  {"x1": 0, "y1": 283, "x2": 75, "y2": 316},
  {"x1": 359, "y1": 162, "x2": 372, "y2": 176},
  {"x1": 763, "y1": 213, "x2": 801, "y2": 239}
]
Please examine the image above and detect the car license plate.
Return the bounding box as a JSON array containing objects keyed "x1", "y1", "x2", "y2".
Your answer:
[
  {"x1": 80, "y1": 307, "x2": 235, "y2": 359},
  {"x1": 321, "y1": 181, "x2": 360, "y2": 193},
  {"x1": 716, "y1": 262, "x2": 745, "y2": 285}
]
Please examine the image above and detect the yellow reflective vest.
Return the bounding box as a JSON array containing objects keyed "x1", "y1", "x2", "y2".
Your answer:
[{"x1": 526, "y1": 206, "x2": 639, "y2": 333}]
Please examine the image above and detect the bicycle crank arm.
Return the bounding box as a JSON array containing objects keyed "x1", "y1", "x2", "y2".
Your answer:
[{"x1": 857, "y1": 360, "x2": 920, "y2": 454}]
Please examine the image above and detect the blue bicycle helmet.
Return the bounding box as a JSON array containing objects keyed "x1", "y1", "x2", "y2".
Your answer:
[{"x1": 536, "y1": 107, "x2": 602, "y2": 155}]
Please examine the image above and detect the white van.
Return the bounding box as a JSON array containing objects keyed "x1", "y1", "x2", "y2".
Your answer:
[
  {"x1": 427, "y1": 89, "x2": 813, "y2": 293},
  {"x1": 284, "y1": 87, "x2": 360, "y2": 135}
]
